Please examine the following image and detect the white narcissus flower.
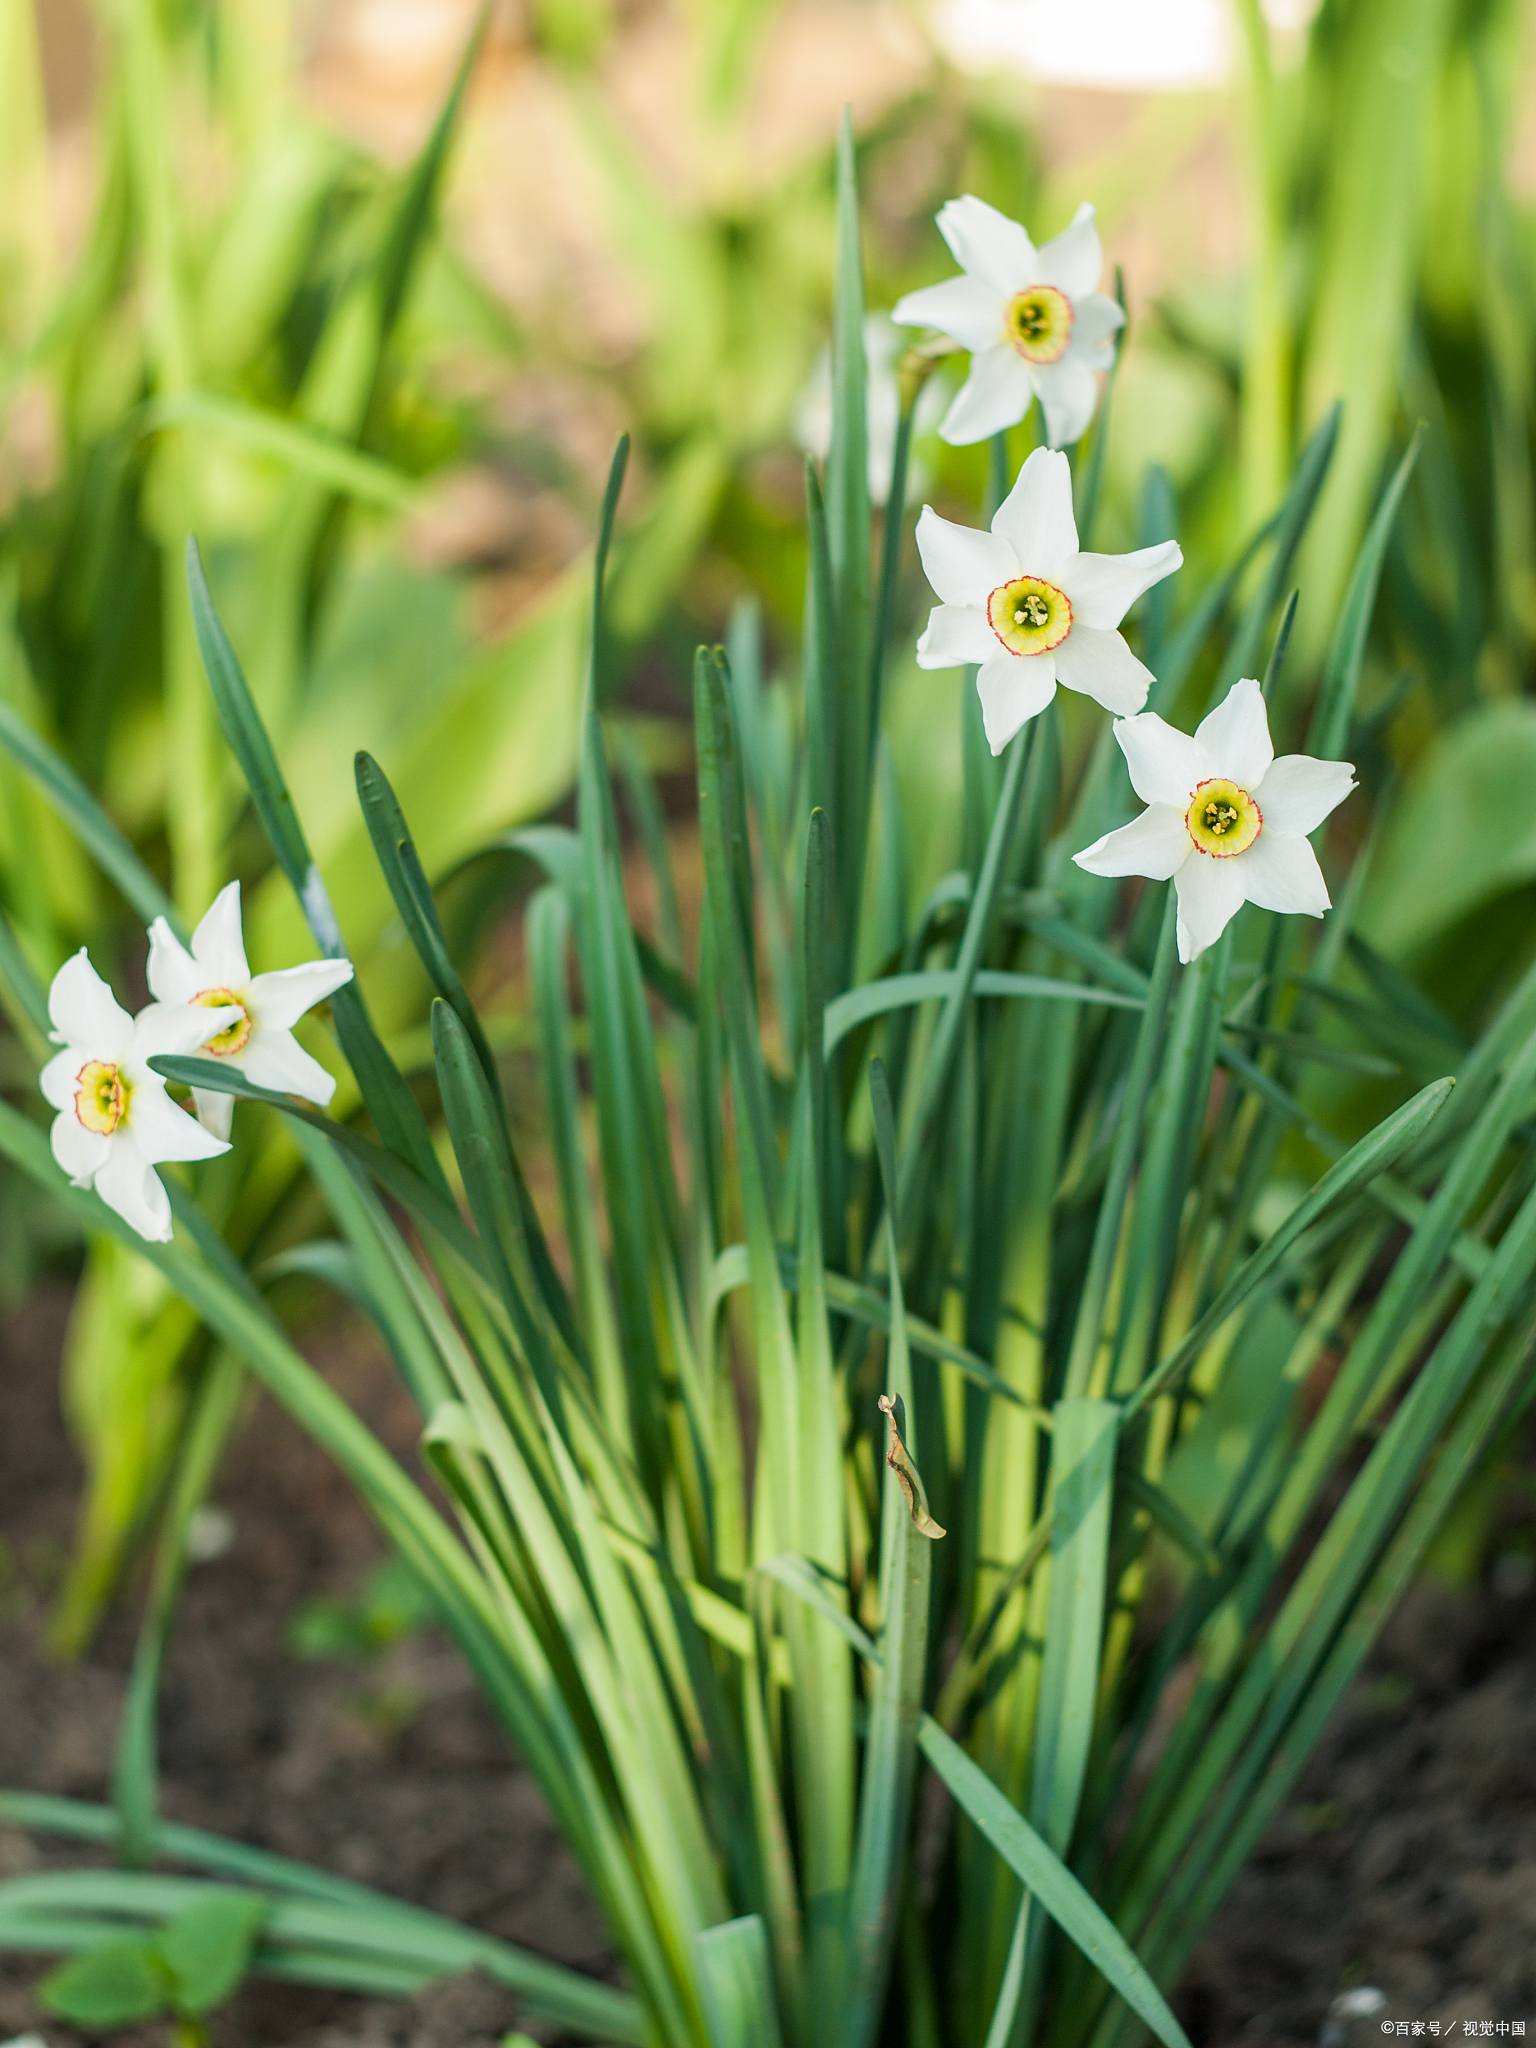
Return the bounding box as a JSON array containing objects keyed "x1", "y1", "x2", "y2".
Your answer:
[
  {"x1": 914, "y1": 446, "x2": 1182, "y2": 755},
  {"x1": 793, "y1": 312, "x2": 950, "y2": 508},
  {"x1": 144, "y1": 881, "x2": 354, "y2": 1140},
  {"x1": 892, "y1": 196, "x2": 1124, "y2": 447},
  {"x1": 1073, "y1": 678, "x2": 1357, "y2": 963},
  {"x1": 39, "y1": 952, "x2": 241, "y2": 1242}
]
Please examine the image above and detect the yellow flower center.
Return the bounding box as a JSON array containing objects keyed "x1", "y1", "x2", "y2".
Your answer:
[
  {"x1": 75, "y1": 1059, "x2": 127, "y2": 1135},
  {"x1": 1004, "y1": 284, "x2": 1074, "y2": 364},
  {"x1": 987, "y1": 575, "x2": 1073, "y2": 657},
  {"x1": 194, "y1": 986, "x2": 252, "y2": 1056},
  {"x1": 1185, "y1": 777, "x2": 1262, "y2": 858}
]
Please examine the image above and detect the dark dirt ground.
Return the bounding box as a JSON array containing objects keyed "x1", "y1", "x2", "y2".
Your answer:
[{"x1": 2, "y1": 1282, "x2": 1534, "y2": 2048}]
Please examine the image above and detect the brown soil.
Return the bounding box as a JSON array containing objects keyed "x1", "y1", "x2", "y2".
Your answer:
[
  {"x1": 1, "y1": 1284, "x2": 1533, "y2": 2048},
  {"x1": 0, "y1": 1285, "x2": 609, "y2": 2048}
]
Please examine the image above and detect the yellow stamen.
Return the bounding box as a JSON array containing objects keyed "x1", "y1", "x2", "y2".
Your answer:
[
  {"x1": 987, "y1": 575, "x2": 1072, "y2": 657},
  {"x1": 1004, "y1": 284, "x2": 1074, "y2": 365},
  {"x1": 75, "y1": 1060, "x2": 127, "y2": 1135},
  {"x1": 1185, "y1": 777, "x2": 1262, "y2": 858},
  {"x1": 194, "y1": 986, "x2": 252, "y2": 1056}
]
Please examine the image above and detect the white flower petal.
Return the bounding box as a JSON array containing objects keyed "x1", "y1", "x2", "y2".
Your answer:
[
  {"x1": 48, "y1": 950, "x2": 133, "y2": 1061},
  {"x1": 1195, "y1": 678, "x2": 1273, "y2": 788},
  {"x1": 243, "y1": 1028, "x2": 339, "y2": 1106},
  {"x1": 916, "y1": 602, "x2": 999, "y2": 670},
  {"x1": 891, "y1": 275, "x2": 1002, "y2": 353},
  {"x1": 1071, "y1": 292, "x2": 1125, "y2": 362},
  {"x1": 128, "y1": 1079, "x2": 232, "y2": 1165},
  {"x1": 976, "y1": 651, "x2": 1056, "y2": 756},
  {"x1": 130, "y1": 1000, "x2": 246, "y2": 1061},
  {"x1": 1174, "y1": 856, "x2": 1248, "y2": 962},
  {"x1": 92, "y1": 1131, "x2": 173, "y2": 1242},
  {"x1": 1073, "y1": 805, "x2": 1191, "y2": 882},
  {"x1": 1031, "y1": 202, "x2": 1103, "y2": 301},
  {"x1": 189, "y1": 880, "x2": 250, "y2": 989},
  {"x1": 1235, "y1": 831, "x2": 1331, "y2": 919},
  {"x1": 1058, "y1": 540, "x2": 1183, "y2": 630},
  {"x1": 990, "y1": 447, "x2": 1077, "y2": 576},
  {"x1": 914, "y1": 506, "x2": 1015, "y2": 607},
  {"x1": 935, "y1": 194, "x2": 1036, "y2": 298},
  {"x1": 1114, "y1": 713, "x2": 1203, "y2": 808},
  {"x1": 1032, "y1": 354, "x2": 1099, "y2": 448},
  {"x1": 1252, "y1": 755, "x2": 1356, "y2": 837},
  {"x1": 50, "y1": 1109, "x2": 110, "y2": 1186},
  {"x1": 938, "y1": 345, "x2": 1036, "y2": 446},
  {"x1": 39, "y1": 1048, "x2": 81, "y2": 1113},
  {"x1": 146, "y1": 918, "x2": 202, "y2": 1005},
  {"x1": 192, "y1": 1088, "x2": 235, "y2": 1142},
  {"x1": 1053, "y1": 626, "x2": 1151, "y2": 716},
  {"x1": 248, "y1": 958, "x2": 354, "y2": 1032}
]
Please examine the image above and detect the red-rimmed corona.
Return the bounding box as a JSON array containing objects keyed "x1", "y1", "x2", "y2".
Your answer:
[{"x1": 1184, "y1": 778, "x2": 1262, "y2": 858}]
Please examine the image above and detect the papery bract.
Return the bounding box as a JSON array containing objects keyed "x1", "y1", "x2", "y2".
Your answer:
[
  {"x1": 914, "y1": 447, "x2": 1181, "y2": 754},
  {"x1": 144, "y1": 881, "x2": 354, "y2": 1139},
  {"x1": 893, "y1": 195, "x2": 1123, "y2": 447},
  {"x1": 1073, "y1": 677, "x2": 1357, "y2": 961},
  {"x1": 39, "y1": 951, "x2": 241, "y2": 1242}
]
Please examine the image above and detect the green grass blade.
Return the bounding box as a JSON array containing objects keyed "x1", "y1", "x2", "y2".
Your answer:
[
  {"x1": 1062, "y1": 902, "x2": 1178, "y2": 1400},
  {"x1": 528, "y1": 884, "x2": 630, "y2": 1440},
  {"x1": 0, "y1": 1865, "x2": 643, "y2": 2041},
  {"x1": 1211, "y1": 403, "x2": 1340, "y2": 707},
  {"x1": 695, "y1": 649, "x2": 780, "y2": 1218},
  {"x1": 0, "y1": 899, "x2": 50, "y2": 1042},
  {"x1": 894, "y1": 725, "x2": 1034, "y2": 1233},
  {"x1": 828, "y1": 109, "x2": 873, "y2": 964},
  {"x1": 148, "y1": 1056, "x2": 482, "y2": 1278},
  {"x1": 139, "y1": 392, "x2": 416, "y2": 507},
  {"x1": 791, "y1": 803, "x2": 855, "y2": 2035},
  {"x1": 843, "y1": 1060, "x2": 935, "y2": 2047},
  {"x1": 0, "y1": 696, "x2": 181, "y2": 935},
  {"x1": 824, "y1": 969, "x2": 1141, "y2": 1055},
  {"x1": 112, "y1": 1352, "x2": 245, "y2": 1868},
  {"x1": 1128, "y1": 1075, "x2": 1455, "y2": 1416},
  {"x1": 185, "y1": 541, "x2": 445, "y2": 1194},
  {"x1": 803, "y1": 463, "x2": 837, "y2": 834},
  {"x1": 588, "y1": 434, "x2": 630, "y2": 702},
  {"x1": 912, "y1": 1720, "x2": 1191, "y2": 2048},
  {"x1": 431, "y1": 1000, "x2": 569, "y2": 1433},
  {"x1": 1031, "y1": 1402, "x2": 1119, "y2": 1856},
  {"x1": 696, "y1": 1916, "x2": 785, "y2": 2048},
  {"x1": 1072, "y1": 267, "x2": 1126, "y2": 547},
  {"x1": 1308, "y1": 427, "x2": 1422, "y2": 757}
]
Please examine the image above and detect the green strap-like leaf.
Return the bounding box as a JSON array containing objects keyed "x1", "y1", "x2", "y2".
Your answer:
[
  {"x1": 825, "y1": 967, "x2": 1140, "y2": 1055},
  {"x1": 0, "y1": 1863, "x2": 641, "y2": 2040},
  {"x1": 1128, "y1": 1074, "x2": 1454, "y2": 1416},
  {"x1": 695, "y1": 1915, "x2": 785, "y2": 2048},
  {"x1": 914, "y1": 1719, "x2": 1192, "y2": 2048},
  {"x1": 0, "y1": 697, "x2": 181, "y2": 936},
  {"x1": 184, "y1": 540, "x2": 446, "y2": 1196},
  {"x1": 430, "y1": 1000, "x2": 569, "y2": 1435},
  {"x1": 1032, "y1": 1401, "x2": 1119, "y2": 1855},
  {"x1": 763, "y1": 1563, "x2": 1189, "y2": 2048},
  {"x1": 843, "y1": 1060, "x2": 935, "y2": 2046},
  {"x1": 148, "y1": 1056, "x2": 485, "y2": 1280},
  {"x1": 1309, "y1": 427, "x2": 1422, "y2": 758}
]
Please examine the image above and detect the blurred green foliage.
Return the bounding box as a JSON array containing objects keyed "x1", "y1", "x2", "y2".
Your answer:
[{"x1": 286, "y1": 1553, "x2": 438, "y2": 1660}]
